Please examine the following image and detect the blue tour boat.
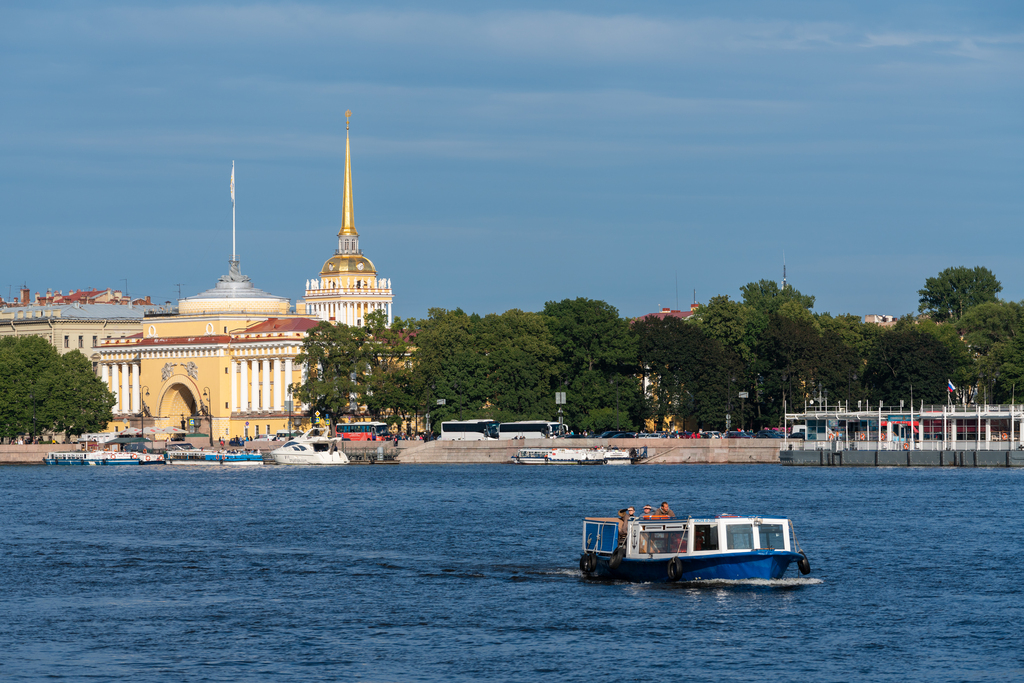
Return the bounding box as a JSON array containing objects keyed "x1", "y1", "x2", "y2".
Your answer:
[{"x1": 579, "y1": 513, "x2": 810, "y2": 582}]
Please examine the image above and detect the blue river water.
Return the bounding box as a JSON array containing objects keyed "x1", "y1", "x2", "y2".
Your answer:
[{"x1": 1, "y1": 463, "x2": 1023, "y2": 682}]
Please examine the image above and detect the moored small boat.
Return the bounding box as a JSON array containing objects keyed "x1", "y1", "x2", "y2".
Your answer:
[
  {"x1": 45, "y1": 450, "x2": 164, "y2": 466},
  {"x1": 579, "y1": 512, "x2": 810, "y2": 582},
  {"x1": 268, "y1": 428, "x2": 349, "y2": 465},
  {"x1": 512, "y1": 447, "x2": 633, "y2": 465},
  {"x1": 163, "y1": 444, "x2": 263, "y2": 465}
]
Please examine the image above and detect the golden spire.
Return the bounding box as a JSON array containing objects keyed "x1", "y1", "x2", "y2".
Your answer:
[{"x1": 338, "y1": 110, "x2": 357, "y2": 237}]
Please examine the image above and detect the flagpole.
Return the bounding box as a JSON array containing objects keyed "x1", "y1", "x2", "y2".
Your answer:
[{"x1": 231, "y1": 161, "x2": 236, "y2": 260}]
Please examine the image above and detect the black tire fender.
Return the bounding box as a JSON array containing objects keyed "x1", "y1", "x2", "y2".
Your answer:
[
  {"x1": 579, "y1": 554, "x2": 589, "y2": 573},
  {"x1": 798, "y1": 551, "x2": 811, "y2": 575},
  {"x1": 609, "y1": 545, "x2": 626, "y2": 570},
  {"x1": 667, "y1": 556, "x2": 683, "y2": 581}
]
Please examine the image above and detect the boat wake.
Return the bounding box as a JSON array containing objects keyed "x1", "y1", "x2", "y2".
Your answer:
[{"x1": 676, "y1": 576, "x2": 824, "y2": 587}]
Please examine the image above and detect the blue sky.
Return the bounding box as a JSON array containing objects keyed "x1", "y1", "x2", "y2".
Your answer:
[{"x1": 2, "y1": 1, "x2": 1022, "y2": 320}]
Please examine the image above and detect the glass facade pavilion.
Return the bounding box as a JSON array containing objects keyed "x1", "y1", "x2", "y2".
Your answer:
[{"x1": 786, "y1": 404, "x2": 1024, "y2": 451}]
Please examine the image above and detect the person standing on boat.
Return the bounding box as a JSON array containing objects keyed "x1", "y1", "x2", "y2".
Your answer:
[
  {"x1": 617, "y1": 509, "x2": 630, "y2": 545},
  {"x1": 658, "y1": 502, "x2": 675, "y2": 517}
]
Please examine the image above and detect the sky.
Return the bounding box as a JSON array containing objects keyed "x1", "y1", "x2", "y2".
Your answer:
[{"x1": 1, "y1": 1, "x2": 1022, "y2": 321}]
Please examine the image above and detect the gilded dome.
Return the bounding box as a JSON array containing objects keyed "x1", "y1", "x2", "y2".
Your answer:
[{"x1": 321, "y1": 254, "x2": 377, "y2": 276}]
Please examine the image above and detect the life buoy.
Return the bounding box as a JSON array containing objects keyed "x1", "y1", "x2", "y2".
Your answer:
[
  {"x1": 798, "y1": 551, "x2": 811, "y2": 575},
  {"x1": 145, "y1": 454, "x2": 150, "y2": 462},
  {"x1": 667, "y1": 556, "x2": 683, "y2": 581},
  {"x1": 903, "y1": 442, "x2": 909, "y2": 451}
]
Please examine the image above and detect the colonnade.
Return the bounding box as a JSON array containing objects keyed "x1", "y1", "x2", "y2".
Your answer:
[
  {"x1": 101, "y1": 362, "x2": 140, "y2": 414},
  {"x1": 307, "y1": 300, "x2": 391, "y2": 326},
  {"x1": 230, "y1": 357, "x2": 303, "y2": 413}
]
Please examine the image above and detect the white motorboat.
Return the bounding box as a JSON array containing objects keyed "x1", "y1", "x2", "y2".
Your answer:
[
  {"x1": 512, "y1": 447, "x2": 633, "y2": 465},
  {"x1": 268, "y1": 428, "x2": 349, "y2": 465}
]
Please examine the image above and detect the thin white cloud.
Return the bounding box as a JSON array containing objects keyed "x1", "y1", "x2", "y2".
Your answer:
[{"x1": 5, "y1": 5, "x2": 1020, "y2": 67}]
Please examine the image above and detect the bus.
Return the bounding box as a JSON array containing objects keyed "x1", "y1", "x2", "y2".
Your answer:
[
  {"x1": 335, "y1": 422, "x2": 391, "y2": 441},
  {"x1": 498, "y1": 421, "x2": 568, "y2": 440},
  {"x1": 439, "y1": 419, "x2": 499, "y2": 441}
]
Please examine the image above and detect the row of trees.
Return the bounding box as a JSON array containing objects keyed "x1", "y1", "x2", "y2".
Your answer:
[
  {"x1": 0, "y1": 336, "x2": 114, "y2": 441},
  {"x1": 293, "y1": 265, "x2": 1018, "y2": 433}
]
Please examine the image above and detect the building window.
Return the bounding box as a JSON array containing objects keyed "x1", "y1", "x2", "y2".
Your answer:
[
  {"x1": 78, "y1": 336, "x2": 84, "y2": 348},
  {"x1": 92, "y1": 336, "x2": 98, "y2": 347},
  {"x1": 64, "y1": 335, "x2": 69, "y2": 348},
  {"x1": 224, "y1": 367, "x2": 228, "y2": 374}
]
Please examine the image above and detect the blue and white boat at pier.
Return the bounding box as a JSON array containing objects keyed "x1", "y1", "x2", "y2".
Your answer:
[
  {"x1": 45, "y1": 450, "x2": 164, "y2": 466},
  {"x1": 579, "y1": 512, "x2": 810, "y2": 582}
]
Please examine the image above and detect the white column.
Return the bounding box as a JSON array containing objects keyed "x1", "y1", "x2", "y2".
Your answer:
[
  {"x1": 240, "y1": 360, "x2": 249, "y2": 412},
  {"x1": 231, "y1": 360, "x2": 238, "y2": 412},
  {"x1": 121, "y1": 363, "x2": 130, "y2": 412},
  {"x1": 110, "y1": 363, "x2": 120, "y2": 412},
  {"x1": 301, "y1": 362, "x2": 308, "y2": 410},
  {"x1": 131, "y1": 364, "x2": 140, "y2": 414},
  {"x1": 252, "y1": 359, "x2": 260, "y2": 412},
  {"x1": 273, "y1": 358, "x2": 282, "y2": 411},
  {"x1": 285, "y1": 358, "x2": 293, "y2": 406},
  {"x1": 101, "y1": 363, "x2": 109, "y2": 385},
  {"x1": 262, "y1": 359, "x2": 270, "y2": 412}
]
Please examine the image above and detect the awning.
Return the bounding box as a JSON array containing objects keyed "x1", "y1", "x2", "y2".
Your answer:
[{"x1": 106, "y1": 437, "x2": 154, "y2": 444}]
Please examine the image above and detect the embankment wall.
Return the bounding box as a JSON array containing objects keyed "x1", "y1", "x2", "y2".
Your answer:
[{"x1": 395, "y1": 439, "x2": 780, "y2": 464}]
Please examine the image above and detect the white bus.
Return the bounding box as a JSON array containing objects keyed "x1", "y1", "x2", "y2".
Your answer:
[
  {"x1": 439, "y1": 419, "x2": 500, "y2": 441},
  {"x1": 498, "y1": 421, "x2": 568, "y2": 440}
]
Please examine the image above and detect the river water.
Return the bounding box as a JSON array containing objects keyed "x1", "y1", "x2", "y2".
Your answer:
[{"x1": 1, "y1": 463, "x2": 1022, "y2": 682}]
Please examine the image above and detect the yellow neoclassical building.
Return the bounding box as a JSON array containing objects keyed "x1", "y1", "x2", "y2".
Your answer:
[
  {"x1": 99, "y1": 112, "x2": 396, "y2": 441},
  {"x1": 98, "y1": 259, "x2": 319, "y2": 442},
  {"x1": 299, "y1": 112, "x2": 394, "y2": 325}
]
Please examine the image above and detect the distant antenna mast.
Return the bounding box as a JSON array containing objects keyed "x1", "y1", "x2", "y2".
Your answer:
[
  {"x1": 693, "y1": 289, "x2": 696, "y2": 306},
  {"x1": 174, "y1": 283, "x2": 185, "y2": 300},
  {"x1": 675, "y1": 271, "x2": 679, "y2": 310},
  {"x1": 782, "y1": 251, "x2": 788, "y2": 289}
]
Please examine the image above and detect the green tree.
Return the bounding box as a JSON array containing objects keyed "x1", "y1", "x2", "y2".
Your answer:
[
  {"x1": 542, "y1": 298, "x2": 640, "y2": 432},
  {"x1": 409, "y1": 308, "x2": 490, "y2": 424},
  {"x1": 477, "y1": 309, "x2": 559, "y2": 421},
  {"x1": 293, "y1": 321, "x2": 365, "y2": 427},
  {"x1": 864, "y1": 328, "x2": 959, "y2": 405},
  {"x1": 691, "y1": 295, "x2": 759, "y2": 366},
  {"x1": 918, "y1": 266, "x2": 1002, "y2": 322},
  {"x1": 634, "y1": 315, "x2": 739, "y2": 430},
  {"x1": 361, "y1": 310, "x2": 417, "y2": 430},
  {"x1": 0, "y1": 337, "x2": 113, "y2": 440},
  {"x1": 739, "y1": 279, "x2": 815, "y2": 316}
]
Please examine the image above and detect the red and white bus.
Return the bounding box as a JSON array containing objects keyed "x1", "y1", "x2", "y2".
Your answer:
[{"x1": 335, "y1": 422, "x2": 391, "y2": 441}]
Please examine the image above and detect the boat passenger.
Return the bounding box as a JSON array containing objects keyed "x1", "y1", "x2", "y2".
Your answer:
[
  {"x1": 626, "y1": 506, "x2": 635, "y2": 518},
  {"x1": 642, "y1": 504, "x2": 653, "y2": 516},
  {"x1": 658, "y1": 502, "x2": 675, "y2": 517},
  {"x1": 617, "y1": 509, "x2": 629, "y2": 545}
]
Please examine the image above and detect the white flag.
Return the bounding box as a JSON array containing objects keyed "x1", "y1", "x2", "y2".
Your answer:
[{"x1": 230, "y1": 161, "x2": 235, "y2": 203}]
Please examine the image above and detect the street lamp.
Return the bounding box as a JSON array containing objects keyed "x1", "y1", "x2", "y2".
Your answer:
[
  {"x1": 140, "y1": 385, "x2": 150, "y2": 444},
  {"x1": 201, "y1": 387, "x2": 213, "y2": 447},
  {"x1": 29, "y1": 391, "x2": 35, "y2": 444}
]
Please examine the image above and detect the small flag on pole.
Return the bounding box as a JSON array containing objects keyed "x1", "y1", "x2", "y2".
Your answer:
[
  {"x1": 230, "y1": 161, "x2": 235, "y2": 203},
  {"x1": 947, "y1": 379, "x2": 956, "y2": 393}
]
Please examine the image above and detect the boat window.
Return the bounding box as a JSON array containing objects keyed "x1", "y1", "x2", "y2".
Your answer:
[
  {"x1": 693, "y1": 524, "x2": 719, "y2": 551},
  {"x1": 639, "y1": 530, "x2": 687, "y2": 555},
  {"x1": 726, "y1": 524, "x2": 754, "y2": 550},
  {"x1": 282, "y1": 441, "x2": 298, "y2": 447},
  {"x1": 758, "y1": 524, "x2": 786, "y2": 550}
]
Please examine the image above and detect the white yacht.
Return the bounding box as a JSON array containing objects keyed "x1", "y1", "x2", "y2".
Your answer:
[{"x1": 268, "y1": 428, "x2": 349, "y2": 465}]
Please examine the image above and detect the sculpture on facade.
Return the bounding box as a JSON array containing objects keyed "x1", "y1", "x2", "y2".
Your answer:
[
  {"x1": 161, "y1": 363, "x2": 177, "y2": 381},
  {"x1": 185, "y1": 361, "x2": 199, "y2": 380}
]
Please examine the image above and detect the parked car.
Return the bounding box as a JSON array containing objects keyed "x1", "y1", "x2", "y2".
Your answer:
[
  {"x1": 754, "y1": 429, "x2": 784, "y2": 439},
  {"x1": 701, "y1": 431, "x2": 723, "y2": 439},
  {"x1": 725, "y1": 431, "x2": 752, "y2": 439}
]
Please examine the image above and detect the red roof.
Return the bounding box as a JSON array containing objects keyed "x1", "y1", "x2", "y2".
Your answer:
[
  {"x1": 634, "y1": 307, "x2": 696, "y2": 323},
  {"x1": 243, "y1": 318, "x2": 321, "y2": 334}
]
